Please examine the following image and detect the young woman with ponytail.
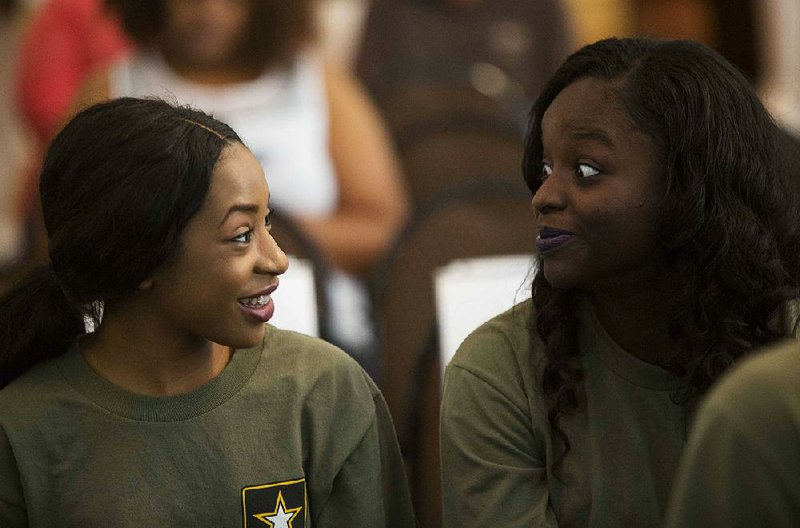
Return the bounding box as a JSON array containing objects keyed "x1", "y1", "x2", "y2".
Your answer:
[{"x1": 0, "y1": 97, "x2": 414, "y2": 527}]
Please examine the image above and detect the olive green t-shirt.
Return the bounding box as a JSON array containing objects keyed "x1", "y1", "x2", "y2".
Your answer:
[
  {"x1": 440, "y1": 299, "x2": 687, "y2": 527},
  {"x1": 0, "y1": 325, "x2": 415, "y2": 527},
  {"x1": 665, "y1": 338, "x2": 800, "y2": 527}
]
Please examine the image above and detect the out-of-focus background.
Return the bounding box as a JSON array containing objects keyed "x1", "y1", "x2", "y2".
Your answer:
[{"x1": 1, "y1": 1, "x2": 798, "y2": 525}]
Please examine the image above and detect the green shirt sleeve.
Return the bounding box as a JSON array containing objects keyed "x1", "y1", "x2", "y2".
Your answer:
[
  {"x1": 315, "y1": 388, "x2": 416, "y2": 527},
  {"x1": 303, "y1": 350, "x2": 415, "y2": 528},
  {"x1": 440, "y1": 326, "x2": 557, "y2": 527},
  {"x1": 664, "y1": 342, "x2": 800, "y2": 527}
]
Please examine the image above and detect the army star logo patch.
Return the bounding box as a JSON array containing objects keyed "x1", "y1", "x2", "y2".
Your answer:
[{"x1": 242, "y1": 478, "x2": 306, "y2": 528}]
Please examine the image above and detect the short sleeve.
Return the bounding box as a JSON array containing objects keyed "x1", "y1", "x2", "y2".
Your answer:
[
  {"x1": 299, "y1": 344, "x2": 415, "y2": 527},
  {"x1": 314, "y1": 384, "x2": 416, "y2": 527},
  {"x1": 440, "y1": 325, "x2": 557, "y2": 527}
]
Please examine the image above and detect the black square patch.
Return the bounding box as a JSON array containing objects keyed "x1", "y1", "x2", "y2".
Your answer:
[{"x1": 242, "y1": 478, "x2": 306, "y2": 528}]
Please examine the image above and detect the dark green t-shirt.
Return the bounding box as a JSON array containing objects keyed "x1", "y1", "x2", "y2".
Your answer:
[
  {"x1": 0, "y1": 325, "x2": 415, "y2": 527},
  {"x1": 440, "y1": 299, "x2": 687, "y2": 527},
  {"x1": 665, "y1": 338, "x2": 800, "y2": 527}
]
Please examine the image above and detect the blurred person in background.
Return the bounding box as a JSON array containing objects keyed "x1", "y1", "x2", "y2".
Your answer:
[
  {"x1": 11, "y1": 0, "x2": 131, "y2": 272},
  {"x1": 73, "y1": 0, "x2": 409, "y2": 366},
  {"x1": 0, "y1": 0, "x2": 34, "y2": 272},
  {"x1": 15, "y1": 0, "x2": 132, "y2": 146}
]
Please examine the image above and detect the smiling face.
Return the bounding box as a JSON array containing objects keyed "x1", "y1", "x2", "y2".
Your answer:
[
  {"x1": 144, "y1": 142, "x2": 289, "y2": 349},
  {"x1": 532, "y1": 76, "x2": 665, "y2": 292}
]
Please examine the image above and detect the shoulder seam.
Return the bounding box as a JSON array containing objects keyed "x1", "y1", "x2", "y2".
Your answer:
[{"x1": 447, "y1": 361, "x2": 531, "y2": 419}]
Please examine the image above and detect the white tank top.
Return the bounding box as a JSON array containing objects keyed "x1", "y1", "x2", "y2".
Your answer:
[{"x1": 111, "y1": 51, "x2": 338, "y2": 216}]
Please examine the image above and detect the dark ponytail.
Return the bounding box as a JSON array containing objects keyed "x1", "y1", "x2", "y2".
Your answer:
[
  {"x1": 0, "y1": 266, "x2": 83, "y2": 388},
  {"x1": 0, "y1": 97, "x2": 242, "y2": 389}
]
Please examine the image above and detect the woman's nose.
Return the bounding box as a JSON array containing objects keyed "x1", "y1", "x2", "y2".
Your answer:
[
  {"x1": 257, "y1": 231, "x2": 289, "y2": 276},
  {"x1": 531, "y1": 170, "x2": 567, "y2": 215}
]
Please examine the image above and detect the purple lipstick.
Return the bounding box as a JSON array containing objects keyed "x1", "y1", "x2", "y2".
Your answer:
[{"x1": 536, "y1": 226, "x2": 575, "y2": 253}]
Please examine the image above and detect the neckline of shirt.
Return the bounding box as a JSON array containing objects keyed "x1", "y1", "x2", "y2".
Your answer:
[
  {"x1": 56, "y1": 327, "x2": 271, "y2": 422},
  {"x1": 578, "y1": 298, "x2": 681, "y2": 391}
]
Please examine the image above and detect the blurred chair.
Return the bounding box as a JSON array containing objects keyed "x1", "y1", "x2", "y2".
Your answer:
[
  {"x1": 356, "y1": 0, "x2": 574, "y2": 118},
  {"x1": 397, "y1": 114, "x2": 526, "y2": 203},
  {"x1": 435, "y1": 254, "x2": 534, "y2": 371},
  {"x1": 381, "y1": 82, "x2": 523, "y2": 134},
  {"x1": 382, "y1": 83, "x2": 528, "y2": 205},
  {"x1": 355, "y1": 0, "x2": 572, "y2": 214},
  {"x1": 370, "y1": 180, "x2": 535, "y2": 527}
]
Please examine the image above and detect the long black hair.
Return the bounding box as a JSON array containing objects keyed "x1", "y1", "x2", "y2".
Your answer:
[
  {"x1": 0, "y1": 97, "x2": 242, "y2": 389},
  {"x1": 523, "y1": 38, "x2": 800, "y2": 468}
]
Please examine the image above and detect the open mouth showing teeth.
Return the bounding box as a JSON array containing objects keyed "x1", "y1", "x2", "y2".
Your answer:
[{"x1": 239, "y1": 294, "x2": 270, "y2": 308}]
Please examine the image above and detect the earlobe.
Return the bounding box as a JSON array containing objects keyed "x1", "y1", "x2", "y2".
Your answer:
[{"x1": 138, "y1": 277, "x2": 154, "y2": 290}]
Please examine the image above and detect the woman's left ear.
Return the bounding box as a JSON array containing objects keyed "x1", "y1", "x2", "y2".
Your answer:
[{"x1": 138, "y1": 277, "x2": 155, "y2": 290}]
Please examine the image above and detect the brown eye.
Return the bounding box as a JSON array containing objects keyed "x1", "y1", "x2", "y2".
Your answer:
[
  {"x1": 540, "y1": 162, "x2": 553, "y2": 181},
  {"x1": 576, "y1": 163, "x2": 600, "y2": 178},
  {"x1": 232, "y1": 229, "x2": 254, "y2": 244}
]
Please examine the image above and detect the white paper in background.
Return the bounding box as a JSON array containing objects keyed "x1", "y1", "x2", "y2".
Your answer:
[
  {"x1": 269, "y1": 256, "x2": 319, "y2": 337},
  {"x1": 435, "y1": 255, "x2": 535, "y2": 373}
]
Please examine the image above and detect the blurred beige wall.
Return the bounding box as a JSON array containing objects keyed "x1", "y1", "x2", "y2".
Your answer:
[{"x1": 562, "y1": 0, "x2": 633, "y2": 44}]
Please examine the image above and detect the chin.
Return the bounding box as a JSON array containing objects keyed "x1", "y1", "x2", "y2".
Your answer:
[{"x1": 542, "y1": 265, "x2": 583, "y2": 291}]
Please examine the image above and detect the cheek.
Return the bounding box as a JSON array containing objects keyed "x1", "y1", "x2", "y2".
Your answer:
[
  {"x1": 583, "y1": 201, "x2": 655, "y2": 249},
  {"x1": 578, "y1": 202, "x2": 618, "y2": 236},
  {"x1": 211, "y1": 257, "x2": 256, "y2": 290},
  {"x1": 610, "y1": 204, "x2": 661, "y2": 253},
  {"x1": 170, "y1": 251, "x2": 247, "y2": 294},
  {"x1": 632, "y1": 190, "x2": 663, "y2": 231},
  {"x1": 590, "y1": 186, "x2": 660, "y2": 226}
]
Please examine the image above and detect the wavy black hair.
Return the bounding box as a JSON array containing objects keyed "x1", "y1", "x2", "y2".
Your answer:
[
  {"x1": 522, "y1": 38, "x2": 800, "y2": 470},
  {"x1": 0, "y1": 97, "x2": 243, "y2": 389},
  {"x1": 106, "y1": 0, "x2": 315, "y2": 72}
]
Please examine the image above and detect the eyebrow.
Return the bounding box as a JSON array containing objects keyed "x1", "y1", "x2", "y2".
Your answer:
[{"x1": 218, "y1": 204, "x2": 261, "y2": 228}]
